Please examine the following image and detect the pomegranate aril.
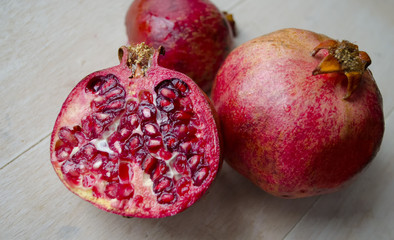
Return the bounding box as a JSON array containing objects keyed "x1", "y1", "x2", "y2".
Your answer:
[
  {"x1": 138, "y1": 90, "x2": 153, "y2": 104},
  {"x1": 58, "y1": 127, "x2": 79, "y2": 147},
  {"x1": 105, "y1": 182, "x2": 120, "y2": 199},
  {"x1": 81, "y1": 115, "x2": 103, "y2": 139},
  {"x1": 55, "y1": 145, "x2": 72, "y2": 162},
  {"x1": 126, "y1": 99, "x2": 138, "y2": 113},
  {"x1": 119, "y1": 162, "x2": 134, "y2": 183},
  {"x1": 192, "y1": 166, "x2": 210, "y2": 186},
  {"x1": 156, "y1": 96, "x2": 175, "y2": 112},
  {"x1": 61, "y1": 161, "x2": 80, "y2": 185},
  {"x1": 99, "y1": 74, "x2": 119, "y2": 95},
  {"x1": 151, "y1": 160, "x2": 169, "y2": 180},
  {"x1": 157, "y1": 192, "x2": 176, "y2": 204},
  {"x1": 163, "y1": 134, "x2": 179, "y2": 151},
  {"x1": 171, "y1": 78, "x2": 190, "y2": 97},
  {"x1": 142, "y1": 155, "x2": 158, "y2": 174},
  {"x1": 138, "y1": 104, "x2": 157, "y2": 121},
  {"x1": 172, "y1": 111, "x2": 192, "y2": 122},
  {"x1": 160, "y1": 87, "x2": 178, "y2": 99},
  {"x1": 173, "y1": 154, "x2": 190, "y2": 175},
  {"x1": 187, "y1": 154, "x2": 203, "y2": 172},
  {"x1": 100, "y1": 160, "x2": 119, "y2": 182},
  {"x1": 124, "y1": 134, "x2": 143, "y2": 154},
  {"x1": 133, "y1": 148, "x2": 147, "y2": 165},
  {"x1": 92, "y1": 112, "x2": 114, "y2": 125},
  {"x1": 119, "y1": 184, "x2": 134, "y2": 199},
  {"x1": 179, "y1": 141, "x2": 192, "y2": 154},
  {"x1": 176, "y1": 177, "x2": 192, "y2": 196},
  {"x1": 103, "y1": 99, "x2": 125, "y2": 113},
  {"x1": 143, "y1": 123, "x2": 160, "y2": 136},
  {"x1": 120, "y1": 113, "x2": 140, "y2": 131},
  {"x1": 82, "y1": 174, "x2": 96, "y2": 188},
  {"x1": 158, "y1": 148, "x2": 172, "y2": 161},
  {"x1": 178, "y1": 97, "x2": 194, "y2": 112},
  {"x1": 105, "y1": 86, "x2": 125, "y2": 101},
  {"x1": 172, "y1": 123, "x2": 188, "y2": 140},
  {"x1": 145, "y1": 137, "x2": 163, "y2": 151},
  {"x1": 86, "y1": 75, "x2": 105, "y2": 93},
  {"x1": 153, "y1": 176, "x2": 173, "y2": 194}
]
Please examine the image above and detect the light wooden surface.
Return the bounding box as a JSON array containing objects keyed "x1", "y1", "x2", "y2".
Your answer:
[{"x1": 1, "y1": 0, "x2": 393, "y2": 239}]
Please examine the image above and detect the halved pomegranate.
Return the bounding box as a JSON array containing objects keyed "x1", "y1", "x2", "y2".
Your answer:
[{"x1": 50, "y1": 43, "x2": 222, "y2": 218}]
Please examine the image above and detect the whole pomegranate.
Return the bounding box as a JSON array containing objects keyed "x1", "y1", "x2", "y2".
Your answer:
[
  {"x1": 50, "y1": 43, "x2": 222, "y2": 218},
  {"x1": 211, "y1": 28, "x2": 384, "y2": 198},
  {"x1": 125, "y1": 0, "x2": 235, "y2": 93}
]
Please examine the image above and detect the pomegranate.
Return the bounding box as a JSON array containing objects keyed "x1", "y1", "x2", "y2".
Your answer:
[
  {"x1": 125, "y1": 0, "x2": 235, "y2": 93},
  {"x1": 50, "y1": 43, "x2": 222, "y2": 217},
  {"x1": 211, "y1": 28, "x2": 384, "y2": 198}
]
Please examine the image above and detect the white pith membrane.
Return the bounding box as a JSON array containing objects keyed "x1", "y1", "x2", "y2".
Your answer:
[{"x1": 52, "y1": 75, "x2": 216, "y2": 217}]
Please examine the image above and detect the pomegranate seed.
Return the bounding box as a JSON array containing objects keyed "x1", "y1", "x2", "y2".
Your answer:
[
  {"x1": 119, "y1": 162, "x2": 134, "y2": 183},
  {"x1": 100, "y1": 160, "x2": 119, "y2": 182},
  {"x1": 192, "y1": 166, "x2": 210, "y2": 186},
  {"x1": 119, "y1": 184, "x2": 134, "y2": 199},
  {"x1": 156, "y1": 97, "x2": 175, "y2": 112},
  {"x1": 173, "y1": 123, "x2": 188, "y2": 139},
  {"x1": 104, "y1": 99, "x2": 125, "y2": 113},
  {"x1": 157, "y1": 192, "x2": 176, "y2": 204},
  {"x1": 160, "y1": 87, "x2": 177, "y2": 99},
  {"x1": 55, "y1": 145, "x2": 72, "y2": 162},
  {"x1": 85, "y1": 75, "x2": 105, "y2": 93},
  {"x1": 138, "y1": 104, "x2": 156, "y2": 121},
  {"x1": 176, "y1": 177, "x2": 192, "y2": 196},
  {"x1": 163, "y1": 134, "x2": 179, "y2": 151},
  {"x1": 92, "y1": 112, "x2": 113, "y2": 125},
  {"x1": 188, "y1": 155, "x2": 203, "y2": 172},
  {"x1": 158, "y1": 148, "x2": 172, "y2": 161},
  {"x1": 99, "y1": 74, "x2": 118, "y2": 95},
  {"x1": 172, "y1": 78, "x2": 189, "y2": 96},
  {"x1": 172, "y1": 111, "x2": 192, "y2": 122},
  {"x1": 126, "y1": 99, "x2": 138, "y2": 113},
  {"x1": 138, "y1": 90, "x2": 153, "y2": 104},
  {"x1": 105, "y1": 182, "x2": 120, "y2": 199},
  {"x1": 105, "y1": 86, "x2": 125, "y2": 101},
  {"x1": 142, "y1": 155, "x2": 158, "y2": 174},
  {"x1": 143, "y1": 123, "x2": 160, "y2": 136},
  {"x1": 124, "y1": 134, "x2": 143, "y2": 154},
  {"x1": 82, "y1": 174, "x2": 96, "y2": 188},
  {"x1": 153, "y1": 176, "x2": 173, "y2": 194},
  {"x1": 151, "y1": 160, "x2": 169, "y2": 180},
  {"x1": 58, "y1": 127, "x2": 79, "y2": 147},
  {"x1": 120, "y1": 113, "x2": 140, "y2": 131},
  {"x1": 145, "y1": 137, "x2": 163, "y2": 151},
  {"x1": 173, "y1": 154, "x2": 190, "y2": 175}
]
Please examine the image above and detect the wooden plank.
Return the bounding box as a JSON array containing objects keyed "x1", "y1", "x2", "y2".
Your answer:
[{"x1": 284, "y1": 112, "x2": 394, "y2": 240}]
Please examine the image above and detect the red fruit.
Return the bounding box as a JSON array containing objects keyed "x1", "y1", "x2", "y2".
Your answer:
[
  {"x1": 211, "y1": 28, "x2": 384, "y2": 198},
  {"x1": 50, "y1": 43, "x2": 222, "y2": 217},
  {"x1": 125, "y1": 0, "x2": 236, "y2": 93}
]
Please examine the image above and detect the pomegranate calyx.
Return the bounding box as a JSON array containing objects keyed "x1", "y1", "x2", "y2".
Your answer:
[
  {"x1": 118, "y1": 43, "x2": 163, "y2": 79},
  {"x1": 223, "y1": 11, "x2": 237, "y2": 37},
  {"x1": 311, "y1": 40, "x2": 371, "y2": 99}
]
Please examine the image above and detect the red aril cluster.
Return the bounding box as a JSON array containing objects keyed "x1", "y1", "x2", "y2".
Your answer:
[{"x1": 50, "y1": 43, "x2": 221, "y2": 217}]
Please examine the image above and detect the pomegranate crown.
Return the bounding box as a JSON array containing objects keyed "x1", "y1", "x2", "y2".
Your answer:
[
  {"x1": 312, "y1": 40, "x2": 371, "y2": 100},
  {"x1": 118, "y1": 42, "x2": 165, "y2": 78}
]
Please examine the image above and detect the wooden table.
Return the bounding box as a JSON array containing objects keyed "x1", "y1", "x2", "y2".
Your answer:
[{"x1": 1, "y1": 0, "x2": 393, "y2": 239}]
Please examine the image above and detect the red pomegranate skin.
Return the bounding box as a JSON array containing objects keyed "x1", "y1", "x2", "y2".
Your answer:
[
  {"x1": 125, "y1": 0, "x2": 234, "y2": 92},
  {"x1": 211, "y1": 28, "x2": 384, "y2": 198},
  {"x1": 50, "y1": 45, "x2": 222, "y2": 217}
]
